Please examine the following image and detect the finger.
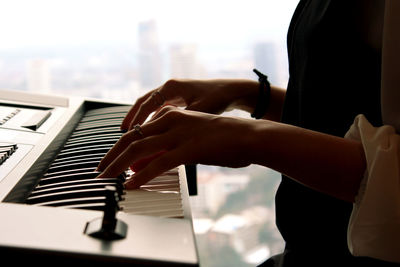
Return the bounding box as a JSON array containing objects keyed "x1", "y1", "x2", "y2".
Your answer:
[
  {"x1": 128, "y1": 81, "x2": 187, "y2": 130},
  {"x1": 130, "y1": 150, "x2": 167, "y2": 172},
  {"x1": 121, "y1": 90, "x2": 155, "y2": 130},
  {"x1": 149, "y1": 105, "x2": 177, "y2": 122},
  {"x1": 97, "y1": 134, "x2": 168, "y2": 178},
  {"x1": 128, "y1": 92, "x2": 165, "y2": 129},
  {"x1": 98, "y1": 116, "x2": 170, "y2": 171},
  {"x1": 124, "y1": 148, "x2": 184, "y2": 189},
  {"x1": 96, "y1": 130, "x2": 141, "y2": 171}
]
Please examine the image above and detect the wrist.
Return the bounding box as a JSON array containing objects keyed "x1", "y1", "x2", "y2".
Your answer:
[
  {"x1": 251, "y1": 69, "x2": 271, "y2": 119},
  {"x1": 223, "y1": 79, "x2": 259, "y2": 113}
]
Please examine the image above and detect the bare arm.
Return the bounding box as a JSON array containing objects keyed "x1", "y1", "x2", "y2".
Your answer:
[
  {"x1": 99, "y1": 106, "x2": 364, "y2": 203},
  {"x1": 249, "y1": 120, "x2": 366, "y2": 203}
]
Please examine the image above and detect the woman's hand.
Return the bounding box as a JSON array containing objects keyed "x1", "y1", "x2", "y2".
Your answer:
[
  {"x1": 121, "y1": 79, "x2": 260, "y2": 131},
  {"x1": 98, "y1": 106, "x2": 257, "y2": 189}
]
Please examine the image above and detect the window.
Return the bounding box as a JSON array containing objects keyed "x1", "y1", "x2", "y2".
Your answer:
[{"x1": 0, "y1": 0, "x2": 299, "y2": 265}]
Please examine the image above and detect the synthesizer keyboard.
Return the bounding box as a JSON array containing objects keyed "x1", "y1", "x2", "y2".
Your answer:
[{"x1": 0, "y1": 89, "x2": 198, "y2": 266}]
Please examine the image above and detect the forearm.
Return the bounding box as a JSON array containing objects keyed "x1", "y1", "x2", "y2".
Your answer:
[{"x1": 248, "y1": 120, "x2": 366, "y2": 202}]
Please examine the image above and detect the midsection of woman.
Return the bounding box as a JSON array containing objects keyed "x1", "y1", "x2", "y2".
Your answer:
[{"x1": 275, "y1": 0, "x2": 386, "y2": 265}]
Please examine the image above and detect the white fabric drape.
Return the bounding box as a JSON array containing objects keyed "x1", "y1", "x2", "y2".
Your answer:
[{"x1": 346, "y1": 115, "x2": 400, "y2": 263}]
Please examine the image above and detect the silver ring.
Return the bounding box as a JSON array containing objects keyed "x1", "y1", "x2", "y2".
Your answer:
[
  {"x1": 133, "y1": 124, "x2": 143, "y2": 137},
  {"x1": 151, "y1": 90, "x2": 165, "y2": 106}
]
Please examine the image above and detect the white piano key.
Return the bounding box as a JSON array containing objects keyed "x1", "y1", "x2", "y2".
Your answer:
[
  {"x1": 145, "y1": 178, "x2": 179, "y2": 184},
  {"x1": 122, "y1": 190, "x2": 181, "y2": 201},
  {"x1": 121, "y1": 195, "x2": 182, "y2": 206},
  {"x1": 143, "y1": 181, "x2": 180, "y2": 187},
  {"x1": 149, "y1": 175, "x2": 179, "y2": 182},
  {"x1": 120, "y1": 202, "x2": 182, "y2": 212},
  {"x1": 139, "y1": 184, "x2": 180, "y2": 191},
  {"x1": 120, "y1": 174, "x2": 184, "y2": 218},
  {"x1": 123, "y1": 208, "x2": 184, "y2": 218},
  {"x1": 120, "y1": 198, "x2": 179, "y2": 206}
]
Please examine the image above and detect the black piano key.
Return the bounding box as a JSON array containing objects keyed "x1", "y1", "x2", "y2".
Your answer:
[
  {"x1": 34, "y1": 196, "x2": 107, "y2": 207},
  {"x1": 79, "y1": 115, "x2": 124, "y2": 122},
  {"x1": 80, "y1": 114, "x2": 126, "y2": 123},
  {"x1": 75, "y1": 118, "x2": 124, "y2": 130},
  {"x1": 26, "y1": 188, "x2": 123, "y2": 204},
  {"x1": 34, "y1": 178, "x2": 124, "y2": 192},
  {"x1": 50, "y1": 154, "x2": 105, "y2": 166},
  {"x1": 84, "y1": 109, "x2": 129, "y2": 116},
  {"x1": 66, "y1": 133, "x2": 122, "y2": 145},
  {"x1": 46, "y1": 160, "x2": 100, "y2": 174},
  {"x1": 44, "y1": 167, "x2": 98, "y2": 178},
  {"x1": 29, "y1": 182, "x2": 124, "y2": 198},
  {"x1": 83, "y1": 106, "x2": 130, "y2": 117},
  {"x1": 83, "y1": 111, "x2": 125, "y2": 117},
  {"x1": 73, "y1": 125, "x2": 121, "y2": 133},
  {"x1": 63, "y1": 137, "x2": 119, "y2": 150},
  {"x1": 38, "y1": 171, "x2": 101, "y2": 186},
  {"x1": 83, "y1": 111, "x2": 126, "y2": 119},
  {"x1": 70, "y1": 127, "x2": 122, "y2": 139},
  {"x1": 59, "y1": 144, "x2": 113, "y2": 155},
  {"x1": 39, "y1": 171, "x2": 126, "y2": 186},
  {"x1": 66, "y1": 133, "x2": 120, "y2": 142},
  {"x1": 55, "y1": 147, "x2": 111, "y2": 160},
  {"x1": 74, "y1": 124, "x2": 122, "y2": 133}
]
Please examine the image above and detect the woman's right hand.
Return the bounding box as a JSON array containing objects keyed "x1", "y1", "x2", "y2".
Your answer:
[
  {"x1": 121, "y1": 79, "x2": 260, "y2": 130},
  {"x1": 99, "y1": 105, "x2": 259, "y2": 189}
]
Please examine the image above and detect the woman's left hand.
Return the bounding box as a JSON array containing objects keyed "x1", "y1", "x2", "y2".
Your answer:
[{"x1": 97, "y1": 106, "x2": 256, "y2": 189}]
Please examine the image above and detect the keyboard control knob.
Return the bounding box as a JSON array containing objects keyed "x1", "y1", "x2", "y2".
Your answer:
[{"x1": 84, "y1": 186, "x2": 127, "y2": 240}]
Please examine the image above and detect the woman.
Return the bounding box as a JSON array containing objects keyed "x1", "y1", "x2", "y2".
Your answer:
[{"x1": 97, "y1": 0, "x2": 400, "y2": 266}]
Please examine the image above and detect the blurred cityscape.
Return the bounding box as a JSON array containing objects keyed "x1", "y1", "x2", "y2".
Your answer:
[
  {"x1": 0, "y1": 19, "x2": 289, "y2": 101},
  {"x1": 191, "y1": 165, "x2": 284, "y2": 266},
  {"x1": 0, "y1": 15, "x2": 290, "y2": 266}
]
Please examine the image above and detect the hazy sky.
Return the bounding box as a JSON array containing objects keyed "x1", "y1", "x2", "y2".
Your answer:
[{"x1": 0, "y1": 0, "x2": 299, "y2": 50}]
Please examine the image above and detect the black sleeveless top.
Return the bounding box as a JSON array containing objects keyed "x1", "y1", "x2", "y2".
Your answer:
[{"x1": 271, "y1": 0, "x2": 392, "y2": 266}]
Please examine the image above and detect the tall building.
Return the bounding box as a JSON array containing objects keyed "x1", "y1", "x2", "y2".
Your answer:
[
  {"x1": 138, "y1": 20, "x2": 162, "y2": 89},
  {"x1": 26, "y1": 59, "x2": 51, "y2": 93}
]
